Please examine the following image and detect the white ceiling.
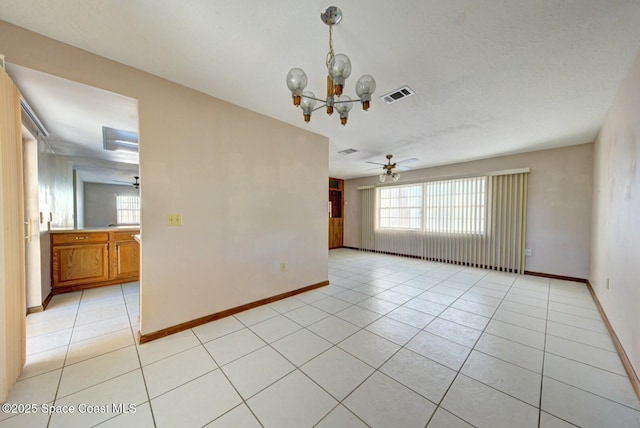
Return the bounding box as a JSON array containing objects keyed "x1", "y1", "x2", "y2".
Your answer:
[
  {"x1": 2, "y1": 1, "x2": 640, "y2": 181},
  {"x1": 7, "y1": 63, "x2": 140, "y2": 185}
]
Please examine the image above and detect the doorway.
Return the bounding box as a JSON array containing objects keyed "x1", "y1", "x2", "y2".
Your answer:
[
  {"x1": 7, "y1": 63, "x2": 141, "y2": 309},
  {"x1": 22, "y1": 125, "x2": 45, "y2": 312}
]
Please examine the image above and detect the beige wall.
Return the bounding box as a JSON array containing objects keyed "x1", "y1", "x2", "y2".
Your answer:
[
  {"x1": 344, "y1": 144, "x2": 593, "y2": 279},
  {"x1": 84, "y1": 182, "x2": 139, "y2": 227},
  {"x1": 0, "y1": 20, "x2": 329, "y2": 335},
  {"x1": 591, "y1": 50, "x2": 640, "y2": 378}
]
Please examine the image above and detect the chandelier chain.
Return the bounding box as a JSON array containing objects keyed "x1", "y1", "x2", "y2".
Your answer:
[{"x1": 325, "y1": 24, "x2": 335, "y2": 68}]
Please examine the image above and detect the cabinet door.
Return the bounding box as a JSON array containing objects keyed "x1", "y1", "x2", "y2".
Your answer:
[
  {"x1": 52, "y1": 243, "x2": 109, "y2": 288},
  {"x1": 329, "y1": 217, "x2": 344, "y2": 249},
  {"x1": 111, "y1": 241, "x2": 140, "y2": 280}
]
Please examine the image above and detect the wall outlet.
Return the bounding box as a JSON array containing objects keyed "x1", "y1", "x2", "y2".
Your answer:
[
  {"x1": 525, "y1": 248, "x2": 532, "y2": 256},
  {"x1": 280, "y1": 263, "x2": 286, "y2": 272},
  {"x1": 167, "y1": 213, "x2": 182, "y2": 226}
]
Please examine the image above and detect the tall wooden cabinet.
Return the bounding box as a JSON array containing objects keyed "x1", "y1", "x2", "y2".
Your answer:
[
  {"x1": 329, "y1": 177, "x2": 344, "y2": 249},
  {"x1": 51, "y1": 229, "x2": 139, "y2": 294}
]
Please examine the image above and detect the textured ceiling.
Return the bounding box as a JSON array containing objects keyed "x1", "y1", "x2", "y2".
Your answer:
[{"x1": 2, "y1": 0, "x2": 640, "y2": 181}]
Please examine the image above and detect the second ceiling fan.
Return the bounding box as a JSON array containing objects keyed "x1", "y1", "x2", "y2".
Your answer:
[{"x1": 366, "y1": 154, "x2": 417, "y2": 182}]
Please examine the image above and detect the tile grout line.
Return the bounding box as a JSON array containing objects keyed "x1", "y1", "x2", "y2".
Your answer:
[
  {"x1": 193, "y1": 325, "x2": 266, "y2": 427},
  {"x1": 422, "y1": 269, "x2": 512, "y2": 427},
  {"x1": 243, "y1": 299, "x2": 381, "y2": 427},
  {"x1": 537, "y1": 277, "x2": 551, "y2": 428},
  {"x1": 337, "y1": 259, "x2": 524, "y2": 426},
  {"x1": 119, "y1": 283, "x2": 158, "y2": 428},
  {"x1": 46, "y1": 288, "x2": 84, "y2": 428},
  {"x1": 336, "y1": 256, "x2": 596, "y2": 422}
]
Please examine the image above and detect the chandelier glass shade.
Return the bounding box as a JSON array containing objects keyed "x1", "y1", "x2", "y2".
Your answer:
[{"x1": 286, "y1": 6, "x2": 376, "y2": 126}]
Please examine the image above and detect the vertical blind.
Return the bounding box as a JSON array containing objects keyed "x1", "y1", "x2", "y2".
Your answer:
[{"x1": 359, "y1": 171, "x2": 529, "y2": 273}]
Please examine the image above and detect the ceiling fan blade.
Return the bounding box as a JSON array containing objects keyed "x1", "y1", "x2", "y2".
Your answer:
[
  {"x1": 365, "y1": 161, "x2": 386, "y2": 166},
  {"x1": 396, "y1": 158, "x2": 419, "y2": 165},
  {"x1": 366, "y1": 166, "x2": 384, "y2": 171}
]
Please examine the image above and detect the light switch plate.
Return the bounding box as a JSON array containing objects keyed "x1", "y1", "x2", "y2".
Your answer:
[{"x1": 167, "y1": 214, "x2": 182, "y2": 226}]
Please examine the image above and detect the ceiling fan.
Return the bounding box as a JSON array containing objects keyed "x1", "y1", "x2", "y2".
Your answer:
[
  {"x1": 114, "y1": 176, "x2": 140, "y2": 189},
  {"x1": 366, "y1": 154, "x2": 418, "y2": 182}
]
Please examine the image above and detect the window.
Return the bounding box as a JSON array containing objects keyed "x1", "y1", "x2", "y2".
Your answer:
[
  {"x1": 377, "y1": 176, "x2": 486, "y2": 233},
  {"x1": 378, "y1": 184, "x2": 423, "y2": 229},
  {"x1": 116, "y1": 195, "x2": 140, "y2": 225}
]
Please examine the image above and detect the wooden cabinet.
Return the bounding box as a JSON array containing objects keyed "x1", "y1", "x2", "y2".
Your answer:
[
  {"x1": 329, "y1": 178, "x2": 344, "y2": 249},
  {"x1": 51, "y1": 241, "x2": 110, "y2": 288},
  {"x1": 51, "y1": 229, "x2": 139, "y2": 294},
  {"x1": 110, "y1": 232, "x2": 140, "y2": 280}
]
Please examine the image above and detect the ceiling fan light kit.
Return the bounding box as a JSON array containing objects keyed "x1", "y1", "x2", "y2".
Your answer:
[
  {"x1": 379, "y1": 154, "x2": 400, "y2": 182},
  {"x1": 380, "y1": 171, "x2": 400, "y2": 183},
  {"x1": 286, "y1": 6, "x2": 376, "y2": 126}
]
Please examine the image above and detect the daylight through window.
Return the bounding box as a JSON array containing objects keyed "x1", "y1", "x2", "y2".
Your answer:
[
  {"x1": 116, "y1": 195, "x2": 140, "y2": 225},
  {"x1": 377, "y1": 176, "x2": 486, "y2": 234},
  {"x1": 378, "y1": 184, "x2": 423, "y2": 229}
]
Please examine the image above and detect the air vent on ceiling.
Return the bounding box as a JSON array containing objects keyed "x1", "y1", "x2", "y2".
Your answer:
[
  {"x1": 338, "y1": 148, "x2": 358, "y2": 155},
  {"x1": 103, "y1": 126, "x2": 139, "y2": 153},
  {"x1": 380, "y1": 86, "x2": 415, "y2": 105}
]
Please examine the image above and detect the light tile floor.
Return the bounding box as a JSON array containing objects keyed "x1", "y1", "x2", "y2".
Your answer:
[{"x1": 2, "y1": 248, "x2": 640, "y2": 427}]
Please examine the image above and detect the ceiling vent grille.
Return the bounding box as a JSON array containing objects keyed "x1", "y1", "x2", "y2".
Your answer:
[
  {"x1": 338, "y1": 148, "x2": 358, "y2": 155},
  {"x1": 380, "y1": 86, "x2": 415, "y2": 105}
]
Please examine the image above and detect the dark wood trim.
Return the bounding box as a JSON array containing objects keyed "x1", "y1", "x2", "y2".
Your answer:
[
  {"x1": 341, "y1": 246, "x2": 359, "y2": 251},
  {"x1": 42, "y1": 292, "x2": 53, "y2": 311},
  {"x1": 586, "y1": 280, "x2": 640, "y2": 400},
  {"x1": 27, "y1": 305, "x2": 43, "y2": 314},
  {"x1": 42, "y1": 291, "x2": 53, "y2": 310},
  {"x1": 524, "y1": 271, "x2": 588, "y2": 284},
  {"x1": 27, "y1": 292, "x2": 54, "y2": 314},
  {"x1": 51, "y1": 276, "x2": 138, "y2": 294},
  {"x1": 138, "y1": 280, "x2": 330, "y2": 344}
]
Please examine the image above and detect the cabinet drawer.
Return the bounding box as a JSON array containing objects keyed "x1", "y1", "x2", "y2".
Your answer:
[
  {"x1": 51, "y1": 232, "x2": 109, "y2": 245},
  {"x1": 110, "y1": 231, "x2": 139, "y2": 242}
]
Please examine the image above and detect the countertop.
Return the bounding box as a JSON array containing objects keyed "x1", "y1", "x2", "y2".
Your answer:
[{"x1": 49, "y1": 227, "x2": 140, "y2": 234}]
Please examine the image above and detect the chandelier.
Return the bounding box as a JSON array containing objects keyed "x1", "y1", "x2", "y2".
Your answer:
[{"x1": 286, "y1": 6, "x2": 376, "y2": 126}]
